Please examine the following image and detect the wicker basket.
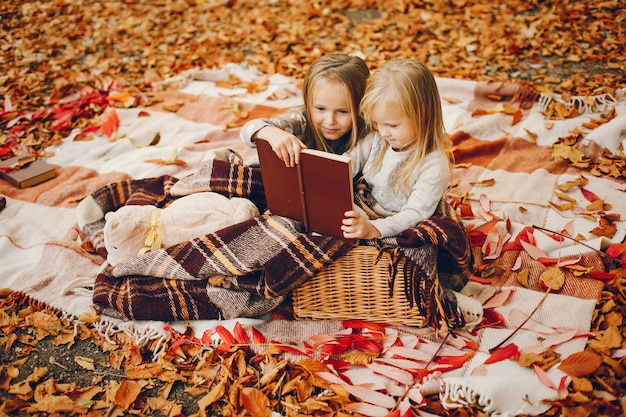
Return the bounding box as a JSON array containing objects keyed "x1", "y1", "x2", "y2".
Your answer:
[{"x1": 292, "y1": 246, "x2": 427, "y2": 327}]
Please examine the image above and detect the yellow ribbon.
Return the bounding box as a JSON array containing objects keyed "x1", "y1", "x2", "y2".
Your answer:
[{"x1": 138, "y1": 208, "x2": 164, "y2": 255}]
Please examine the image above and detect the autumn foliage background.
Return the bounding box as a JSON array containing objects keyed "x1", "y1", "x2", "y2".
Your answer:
[{"x1": 1, "y1": 1, "x2": 625, "y2": 417}]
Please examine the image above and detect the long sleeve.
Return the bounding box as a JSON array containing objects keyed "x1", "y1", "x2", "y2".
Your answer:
[
  {"x1": 370, "y1": 151, "x2": 450, "y2": 237},
  {"x1": 239, "y1": 107, "x2": 307, "y2": 147},
  {"x1": 355, "y1": 137, "x2": 450, "y2": 238}
]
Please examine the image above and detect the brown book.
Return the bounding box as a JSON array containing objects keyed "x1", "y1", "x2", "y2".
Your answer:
[
  {"x1": 0, "y1": 155, "x2": 57, "y2": 189},
  {"x1": 256, "y1": 139, "x2": 354, "y2": 239}
]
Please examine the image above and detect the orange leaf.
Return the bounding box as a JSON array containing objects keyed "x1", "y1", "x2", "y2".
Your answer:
[
  {"x1": 240, "y1": 387, "x2": 271, "y2": 417},
  {"x1": 270, "y1": 340, "x2": 308, "y2": 356},
  {"x1": 201, "y1": 327, "x2": 215, "y2": 345},
  {"x1": 342, "y1": 319, "x2": 388, "y2": 334},
  {"x1": 115, "y1": 380, "x2": 142, "y2": 410},
  {"x1": 557, "y1": 350, "x2": 603, "y2": 377},
  {"x1": 100, "y1": 107, "x2": 119, "y2": 137},
  {"x1": 434, "y1": 351, "x2": 474, "y2": 371},
  {"x1": 233, "y1": 321, "x2": 249, "y2": 345},
  {"x1": 606, "y1": 243, "x2": 626, "y2": 258},
  {"x1": 251, "y1": 326, "x2": 265, "y2": 344},
  {"x1": 484, "y1": 343, "x2": 519, "y2": 364},
  {"x1": 510, "y1": 109, "x2": 523, "y2": 125},
  {"x1": 214, "y1": 325, "x2": 235, "y2": 352},
  {"x1": 586, "y1": 271, "x2": 615, "y2": 280}
]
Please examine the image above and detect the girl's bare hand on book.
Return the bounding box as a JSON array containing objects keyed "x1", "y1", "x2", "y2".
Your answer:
[
  {"x1": 255, "y1": 126, "x2": 306, "y2": 167},
  {"x1": 341, "y1": 210, "x2": 381, "y2": 240}
]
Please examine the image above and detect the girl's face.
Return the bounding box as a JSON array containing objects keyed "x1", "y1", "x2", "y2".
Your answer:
[
  {"x1": 371, "y1": 104, "x2": 415, "y2": 151},
  {"x1": 310, "y1": 80, "x2": 353, "y2": 141}
]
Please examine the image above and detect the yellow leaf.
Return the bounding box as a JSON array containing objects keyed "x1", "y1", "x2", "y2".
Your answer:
[
  {"x1": 443, "y1": 97, "x2": 462, "y2": 104},
  {"x1": 539, "y1": 267, "x2": 565, "y2": 291},
  {"x1": 586, "y1": 199, "x2": 605, "y2": 212},
  {"x1": 75, "y1": 356, "x2": 95, "y2": 371},
  {"x1": 516, "y1": 268, "x2": 529, "y2": 287},
  {"x1": 551, "y1": 142, "x2": 585, "y2": 164}
]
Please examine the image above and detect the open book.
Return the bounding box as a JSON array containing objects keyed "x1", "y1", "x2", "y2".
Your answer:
[{"x1": 256, "y1": 138, "x2": 354, "y2": 239}]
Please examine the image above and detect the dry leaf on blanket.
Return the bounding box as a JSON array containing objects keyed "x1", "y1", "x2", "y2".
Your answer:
[
  {"x1": 539, "y1": 267, "x2": 565, "y2": 291},
  {"x1": 557, "y1": 351, "x2": 603, "y2": 377}
]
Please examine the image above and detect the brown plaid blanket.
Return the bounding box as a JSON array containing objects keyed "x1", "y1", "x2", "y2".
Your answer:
[
  {"x1": 376, "y1": 199, "x2": 473, "y2": 330},
  {"x1": 83, "y1": 159, "x2": 353, "y2": 321},
  {"x1": 83, "y1": 157, "x2": 473, "y2": 326}
]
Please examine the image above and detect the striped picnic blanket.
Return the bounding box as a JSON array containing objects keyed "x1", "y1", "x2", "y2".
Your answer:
[{"x1": 81, "y1": 156, "x2": 473, "y2": 327}]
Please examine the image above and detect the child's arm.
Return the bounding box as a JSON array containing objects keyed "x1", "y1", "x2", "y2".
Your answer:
[
  {"x1": 341, "y1": 210, "x2": 382, "y2": 240},
  {"x1": 240, "y1": 108, "x2": 308, "y2": 167},
  {"x1": 253, "y1": 126, "x2": 306, "y2": 167}
]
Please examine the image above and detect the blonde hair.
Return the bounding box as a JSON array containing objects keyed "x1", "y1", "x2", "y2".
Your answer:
[
  {"x1": 360, "y1": 59, "x2": 452, "y2": 192},
  {"x1": 301, "y1": 54, "x2": 370, "y2": 153}
]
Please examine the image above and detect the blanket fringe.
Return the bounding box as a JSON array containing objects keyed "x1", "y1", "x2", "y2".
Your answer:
[
  {"x1": 511, "y1": 80, "x2": 540, "y2": 110},
  {"x1": 3, "y1": 290, "x2": 170, "y2": 361},
  {"x1": 4, "y1": 291, "x2": 62, "y2": 316},
  {"x1": 92, "y1": 318, "x2": 169, "y2": 361},
  {"x1": 537, "y1": 92, "x2": 617, "y2": 115},
  {"x1": 441, "y1": 380, "x2": 494, "y2": 412}
]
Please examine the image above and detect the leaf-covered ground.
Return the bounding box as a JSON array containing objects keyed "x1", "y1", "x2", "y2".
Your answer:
[
  {"x1": 1, "y1": 1, "x2": 625, "y2": 416},
  {"x1": 1, "y1": 0, "x2": 625, "y2": 157}
]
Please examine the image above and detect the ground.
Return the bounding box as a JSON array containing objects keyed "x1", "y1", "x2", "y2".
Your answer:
[{"x1": 1, "y1": 1, "x2": 625, "y2": 416}]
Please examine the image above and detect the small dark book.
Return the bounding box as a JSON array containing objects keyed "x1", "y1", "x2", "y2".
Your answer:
[
  {"x1": 256, "y1": 138, "x2": 354, "y2": 239},
  {"x1": 0, "y1": 155, "x2": 57, "y2": 189}
]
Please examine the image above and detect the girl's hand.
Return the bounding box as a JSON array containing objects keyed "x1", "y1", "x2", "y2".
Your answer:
[
  {"x1": 255, "y1": 126, "x2": 306, "y2": 167},
  {"x1": 341, "y1": 210, "x2": 382, "y2": 240}
]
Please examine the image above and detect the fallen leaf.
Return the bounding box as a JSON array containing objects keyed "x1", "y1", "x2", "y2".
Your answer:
[
  {"x1": 240, "y1": 387, "x2": 271, "y2": 417},
  {"x1": 557, "y1": 351, "x2": 603, "y2": 377},
  {"x1": 484, "y1": 343, "x2": 520, "y2": 365},
  {"x1": 75, "y1": 356, "x2": 95, "y2": 371},
  {"x1": 115, "y1": 380, "x2": 142, "y2": 410},
  {"x1": 539, "y1": 267, "x2": 565, "y2": 291}
]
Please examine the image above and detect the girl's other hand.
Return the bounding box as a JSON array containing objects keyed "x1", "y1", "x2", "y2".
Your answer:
[
  {"x1": 341, "y1": 210, "x2": 381, "y2": 240},
  {"x1": 256, "y1": 126, "x2": 307, "y2": 167}
]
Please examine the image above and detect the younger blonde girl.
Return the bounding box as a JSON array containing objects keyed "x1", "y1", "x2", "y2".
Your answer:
[{"x1": 342, "y1": 59, "x2": 453, "y2": 240}]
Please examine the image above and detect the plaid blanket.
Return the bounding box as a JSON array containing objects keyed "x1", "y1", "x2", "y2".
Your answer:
[
  {"x1": 370, "y1": 198, "x2": 473, "y2": 330},
  {"x1": 80, "y1": 159, "x2": 352, "y2": 320},
  {"x1": 83, "y1": 156, "x2": 473, "y2": 326}
]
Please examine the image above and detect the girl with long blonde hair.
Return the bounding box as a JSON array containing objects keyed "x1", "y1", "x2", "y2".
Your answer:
[
  {"x1": 240, "y1": 54, "x2": 370, "y2": 167},
  {"x1": 342, "y1": 59, "x2": 453, "y2": 239}
]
